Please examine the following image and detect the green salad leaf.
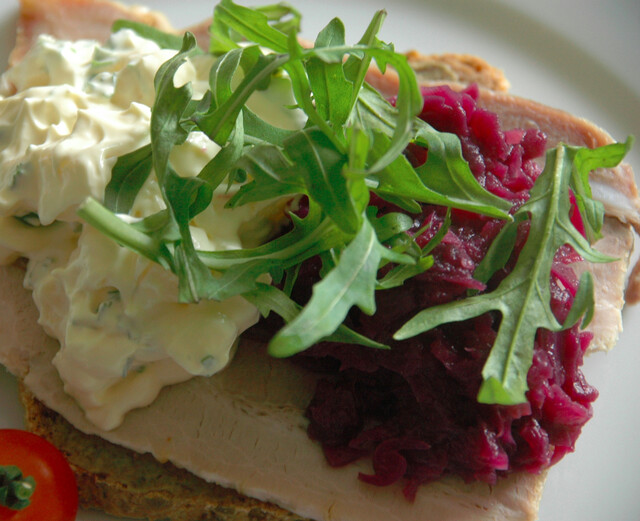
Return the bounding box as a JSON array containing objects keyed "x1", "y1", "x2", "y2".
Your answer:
[
  {"x1": 111, "y1": 19, "x2": 193, "y2": 51},
  {"x1": 78, "y1": 0, "x2": 629, "y2": 408},
  {"x1": 105, "y1": 144, "x2": 153, "y2": 214},
  {"x1": 395, "y1": 143, "x2": 623, "y2": 404},
  {"x1": 269, "y1": 217, "x2": 405, "y2": 357},
  {"x1": 570, "y1": 137, "x2": 634, "y2": 242}
]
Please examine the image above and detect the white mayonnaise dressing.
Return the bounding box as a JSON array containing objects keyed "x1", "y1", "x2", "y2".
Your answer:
[{"x1": 0, "y1": 29, "x2": 300, "y2": 429}]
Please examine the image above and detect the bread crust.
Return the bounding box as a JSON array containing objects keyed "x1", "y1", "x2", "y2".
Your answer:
[{"x1": 365, "y1": 51, "x2": 511, "y2": 98}]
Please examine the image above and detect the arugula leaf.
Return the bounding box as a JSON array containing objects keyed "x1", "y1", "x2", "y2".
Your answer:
[
  {"x1": 376, "y1": 208, "x2": 451, "y2": 290},
  {"x1": 208, "y1": 47, "x2": 245, "y2": 106},
  {"x1": 562, "y1": 271, "x2": 596, "y2": 329},
  {"x1": 472, "y1": 213, "x2": 526, "y2": 287},
  {"x1": 150, "y1": 33, "x2": 222, "y2": 302},
  {"x1": 394, "y1": 143, "x2": 617, "y2": 405},
  {"x1": 151, "y1": 34, "x2": 197, "y2": 179},
  {"x1": 242, "y1": 107, "x2": 296, "y2": 146},
  {"x1": 197, "y1": 259, "x2": 282, "y2": 301},
  {"x1": 105, "y1": 144, "x2": 152, "y2": 213},
  {"x1": 77, "y1": 198, "x2": 174, "y2": 271},
  {"x1": 283, "y1": 129, "x2": 360, "y2": 234},
  {"x1": 353, "y1": 91, "x2": 511, "y2": 218},
  {"x1": 195, "y1": 50, "x2": 289, "y2": 145},
  {"x1": 254, "y1": 3, "x2": 302, "y2": 35},
  {"x1": 112, "y1": 19, "x2": 194, "y2": 51},
  {"x1": 198, "y1": 201, "x2": 347, "y2": 271},
  {"x1": 244, "y1": 283, "x2": 387, "y2": 349},
  {"x1": 368, "y1": 130, "x2": 511, "y2": 218},
  {"x1": 307, "y1": 18, "x2": 353, "y2": 130},
  {"x1": 369, "y1": 211, "x2": 415, "y2": 242},
  {"x1": 471, "y1": 140, "x2": 632, "y2": 292},
  {"x1": 413, "y1": 121, "x2": 513, "y2": 217},
  {"x1": 197, "y1": 114, "x2": 245, "y2": 190},
  {"x1": 163, "y1": 167, "x2": 217, "y2": 302},
  {"x1": 569, "y1": 136, "x2": 634, "y2": 242},
  {"x1": 267, "y1": 217, "x2": 390, "y2": 357},
  {"x1": 207, "y1": 1, "x2": 510, "y2": 221},
  {"x1": 361, "y1": 51, "x2": 422, "y2": 173},
  {"x1": 343, "y1": 10, "x2": 389, "y2": 110},
  {"x1": 226, "y1": 144, "x2": 304, "y2": 206},
  {"x1": 212, "y1": 0, "x2": 290, "y2": 53}
]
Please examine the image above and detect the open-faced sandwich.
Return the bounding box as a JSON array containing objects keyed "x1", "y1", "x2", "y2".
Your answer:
[{"x1": 1, "y1": 1, "x2": 638, "y2": 520}]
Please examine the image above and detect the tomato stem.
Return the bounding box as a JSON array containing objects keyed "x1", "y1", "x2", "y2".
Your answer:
[{"x1": 0, "y1": 465, "x2": 36, "y2": 510}]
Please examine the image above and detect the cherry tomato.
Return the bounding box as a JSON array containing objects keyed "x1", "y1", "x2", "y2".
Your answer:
[{"x1": 0, "y1": 429, "x2": 78, "y2": 521}]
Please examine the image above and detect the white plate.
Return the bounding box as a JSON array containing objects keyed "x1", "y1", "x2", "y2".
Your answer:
[{"x1": 1, "y1": 1, "x2": 639, "y2": 520}]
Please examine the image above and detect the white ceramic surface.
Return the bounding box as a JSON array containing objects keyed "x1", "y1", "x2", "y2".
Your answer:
[{"x1": 1, "y1": 1, "x2": 639, "y2": 520}]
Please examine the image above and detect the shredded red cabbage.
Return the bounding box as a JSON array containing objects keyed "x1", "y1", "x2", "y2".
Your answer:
[{"x1": 296, "y1": 84, "x2": 597, "y2": 499}]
